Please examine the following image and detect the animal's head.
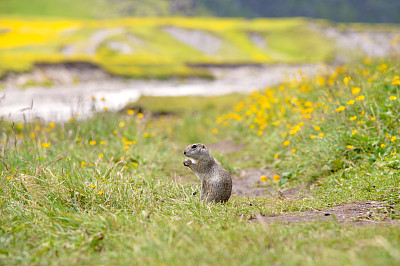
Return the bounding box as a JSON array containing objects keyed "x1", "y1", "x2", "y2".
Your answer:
[{"x1": 183, "y1": 143, "x2": 209, "y2": 160}]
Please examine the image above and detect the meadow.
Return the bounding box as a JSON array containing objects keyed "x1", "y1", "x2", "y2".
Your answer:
[
  {"x1": 1, "y1": 58, "x2": 400, "y2": 265},
  {"x1": 0, "y1": 16, "x2": 337, "y2": 80}
]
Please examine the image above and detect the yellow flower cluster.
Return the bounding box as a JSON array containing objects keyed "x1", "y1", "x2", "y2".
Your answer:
[{"x1": 217, "y1": 60, "x2": 399, "y2": 160}]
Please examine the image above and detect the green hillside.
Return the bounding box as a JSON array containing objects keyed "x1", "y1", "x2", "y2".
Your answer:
[
  {"x1": 1, "y1": 0, "x2": 400, "y2": 23},
  {"x1": 0, "y1": 17, "x2": 335, "y2": 79}
]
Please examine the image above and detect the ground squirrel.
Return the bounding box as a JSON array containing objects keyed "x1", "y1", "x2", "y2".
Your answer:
[{"x1": 183, "y1": 143, "x2": 232, "y2": 203}]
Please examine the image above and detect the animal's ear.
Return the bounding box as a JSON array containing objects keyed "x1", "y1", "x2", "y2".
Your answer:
[{"x1": 202, "y1": 144, "x2": 205, "y2": 149}]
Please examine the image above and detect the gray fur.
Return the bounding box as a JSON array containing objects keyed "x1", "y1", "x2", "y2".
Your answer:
[{"x1": 183, "y1": 143, "x2": 232, "y2": 203}]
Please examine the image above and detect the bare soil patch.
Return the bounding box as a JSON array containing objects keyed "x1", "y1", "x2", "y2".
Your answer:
[
  {"x1": 164, "y1": 26, "x2": 222, "y2": 56},
  {"x1": 232, "y1": 169, "x2": 274, "y2": 197},
  {"x1": 231, "y1": 167, "x2": 309, "y2": 199},
  {"x1": 252, "y1": 201, "x2": 399, "y2": 225},
  {"x1": 208, "y1": 140, "x2": 245, "y2": 154}
]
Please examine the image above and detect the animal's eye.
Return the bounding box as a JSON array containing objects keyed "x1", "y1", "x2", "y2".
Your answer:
[{"x1": 191, "y1": 144, "x2": 197, "y2": 149}]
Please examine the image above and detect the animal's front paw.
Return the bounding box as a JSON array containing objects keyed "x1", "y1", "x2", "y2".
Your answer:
[{"x1": 183, "y1": 159, "x2": 192, "y2": 166}]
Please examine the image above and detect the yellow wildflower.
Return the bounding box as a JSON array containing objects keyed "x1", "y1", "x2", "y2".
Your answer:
[
  {"x1": 100, "y1": 141, "x2": 106, "y2": 145},
  {"x1": 68, "y1": 117, "x2": 74, "y2": 122},
  {"x1": 257, "y1": 131, "x2": 263, "y2": 136},
  {"x1": 356, "y1": 95, "x2": 365, "y2": 101},
  {"x1": 98, "y1": 153, "x2": 104, "y2": 158},
  {"x1": 351, "y1": 87, "x2": 361, "y2": 95},
  {"x1": 283, "y1": 140, "x2": 290, "y2": 146},
  {"x1": 363, "y1": 57, "x2": 371, "y2": 65},
  {"x1": 90, "y1": 184, "x2": 96, "y2": 189},
  {"x1": 310, "y1": 135, "x2": 316, "y2": 140},
  {"x1": 314, "y1": 126, "x2": 321, "y2": 131},
  {"x1": 381, "y1": 144, "x2": 385, "y2": 148},
  {"x1": 127, "y1": 109, "x2": 135, "y2": 115},
  {"x1": 89, "y1": 140, "x2": 96, "y2": 146},
  {"x1": 347, "y1": 145, "x2": 354, "y2": 149},
  {"x1": 260, "y1": 176, "x2": 267, "y2": 182},
  {"x1": 41, "y1": 142, "x2": 51, "y2": 148},
  {"x1": 81, "y1": 161, "x2": 86, "y2": 168},
  {"x1": 103, "y1": 107, "x2": 109, "y2": 111},
  {"x1": 304, "y1": 101, "x2": 313, "y2": 107},
  {"x1": 99, "y1": 191, "x2": 104, "y2": 195},
  {"x1": 392, "y1": 80, "x2": 400, "y2": 85},
  {"x1": 351, "y1": 129, "x2": 357, "y2": 135},
  {"x1": 336, "y1": 106, "x2": 346, "y2": 112},
  {"x1": 378, "y1": 64, "x2": 388, "y2": 72},
  {"x1": 119, "y1": 122, "x2": 125, "y2": 128},
  {"x1": 390, "y1": 96, "x2": 397, "y2": 101},
  {"x1": 371, "y1": 117, "x2": 376, "y2": 121},
  {"x1": 343, "y1": 76, "x2": 351, "y2": 85},
  {"x1": 347, "y1": 100, "x2": 355, "y2": 105},
  {"x1": 391, "y1": 136, "x2": 397, "y2": 142},
  {"x1": 350, "y1": 116, "x2": 357, "y2": 121},
  {"x1": 291, "y1": 149, "x2": 296, "y2": 153},
  {"x1": 137, "y1": 113, "x2": 144, "y2": 118},
  {"x1": 319, "y1": 133, "x2": 324, "y2": 138},
  {"x1": 274, "y1": 154, "x2": 279, "y2": 159},
  {"x1": 272, "y1": 174, "x2": 280, "y2": 181}
]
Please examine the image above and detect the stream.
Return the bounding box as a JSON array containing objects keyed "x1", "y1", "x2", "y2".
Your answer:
[{"x1": 0, "y1": 64, "x2": 324, "y2": 122}]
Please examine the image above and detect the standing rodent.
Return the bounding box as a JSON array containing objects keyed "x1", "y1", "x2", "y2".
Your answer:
[{"x1": 183, "y1": 143, "x2": 232, "y2": 203}]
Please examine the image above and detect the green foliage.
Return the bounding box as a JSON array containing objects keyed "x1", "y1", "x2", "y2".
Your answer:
[
  {"x1": 2, "y1": 0, "x2": 400, "y2": 23},
  {"x1": 2, "y1": 60, "x2": 400, "y2": 264}
]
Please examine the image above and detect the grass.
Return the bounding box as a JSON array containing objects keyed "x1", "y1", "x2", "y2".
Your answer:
[
  {"x1": 2, "y1": 59, "x2": 400, "y2": 264},
  {"x1": 0, "y1": 16, "x2": 339, "y2": 80},
  {"x1": 0, "y1": 0, "x2": 175, "y2": 19}
]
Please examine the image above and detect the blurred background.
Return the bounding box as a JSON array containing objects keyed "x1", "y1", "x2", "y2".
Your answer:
[{"x1": 0, "y1": 0, "x2": 399, "y2": 120}]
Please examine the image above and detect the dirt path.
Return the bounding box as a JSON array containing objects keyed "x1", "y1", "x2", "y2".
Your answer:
[
  {"x1": 0, "y1": 64, "x2": 322, "y2": 121},
  {"x1": 251, "y1": 201, "x2": 398, "y2": 225}
]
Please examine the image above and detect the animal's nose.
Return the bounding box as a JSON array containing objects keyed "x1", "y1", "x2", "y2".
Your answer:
[{"x1": 183, "y1": 151, "x2": 186, "y2": 155}]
